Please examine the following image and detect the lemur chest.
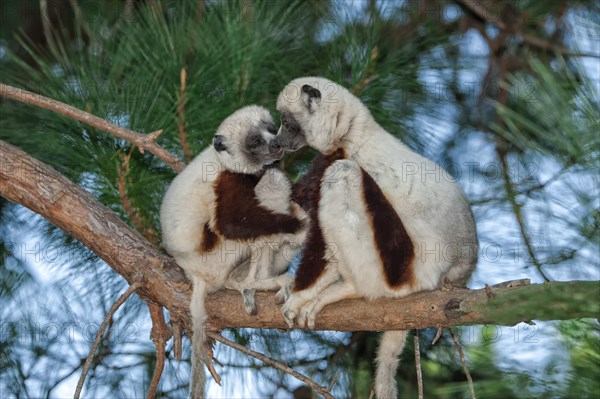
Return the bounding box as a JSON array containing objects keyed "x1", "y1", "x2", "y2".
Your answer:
[{"x1": 198, "y1": 170, "x2": 301, "y2": 250}]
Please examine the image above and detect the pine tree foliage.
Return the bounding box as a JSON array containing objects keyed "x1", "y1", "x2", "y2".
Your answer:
[{"x1": 0, "y1": 0, "x2": 598, "y2": 397}]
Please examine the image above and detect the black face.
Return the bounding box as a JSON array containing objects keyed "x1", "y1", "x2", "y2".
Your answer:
[
  {"x1": 274, "y1": 112, "x2": 308, "y2": 152},
  {"x1": 243, "y1": 120, "x2": 284, "y2": 166}
]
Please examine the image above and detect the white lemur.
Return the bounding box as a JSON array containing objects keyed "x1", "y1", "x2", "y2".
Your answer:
[
  {"x1": 273, "y1": 77, "x2": 478, "y2": 399},
  {"x1": 160, "y1": 106, "x2": 307, "y2": 399}
]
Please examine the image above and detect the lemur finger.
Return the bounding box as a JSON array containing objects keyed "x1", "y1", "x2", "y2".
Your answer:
[
  {"x1": 307, "y1": 314, "x2": 316, "y2": 330},
  {"x1": 297, "y1": 311, "x2": 308, "y2": 329},
  {"x1": 282, "y1": 310, "x2": 295, "y2": 328}
]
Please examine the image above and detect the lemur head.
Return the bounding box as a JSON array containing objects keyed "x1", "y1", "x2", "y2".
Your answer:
[
  {"x1": 213, "y1": 105, "x2": 283, "y2": 174},
  {"x1": 275, "y1": 77, "x2": 366, "y2": 154}
]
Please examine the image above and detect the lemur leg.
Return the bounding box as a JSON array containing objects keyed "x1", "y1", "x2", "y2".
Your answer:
[
  {"x1": 318, "y1": 160, "x2": 386, "y2": 297},
  {"x1": 281, "y1": 263, "x2": 341, "y2": 328},
  {"x1": 297, "y1": 280, "x2": 361, "y2": 329},
  {"x1": 265, "y1": 214, "x2": 308, "y2": 303},
  {"x1": 240, "y1": 243, "x2": 271, "y2": 316}
]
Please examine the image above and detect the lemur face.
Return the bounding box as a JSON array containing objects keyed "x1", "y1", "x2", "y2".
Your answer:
[
  {"x1": 275, "y1": 77, "x2": 342, "y2": 153},
  {"x1": 213, "y1": 106, "x2": 283, "y2": 174}
]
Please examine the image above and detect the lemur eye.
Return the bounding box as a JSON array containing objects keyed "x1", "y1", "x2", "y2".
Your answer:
[
  {"x1": 249, "y1": 136, "x2": 262, "y2": 147},
  {"x1": 266, "y1": 123, "x2": 278, "y2": 134}
]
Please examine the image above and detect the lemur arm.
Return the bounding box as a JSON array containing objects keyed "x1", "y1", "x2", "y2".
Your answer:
[
  {"x1": 291, "y1": 174, "x2": 313, "y2": 210},
  {"x1": 291, "y1": 153, "x2": 335, "y2": 211},
  {"x1": 213, "y1": 171, "x2": 302, "y2": 240}
]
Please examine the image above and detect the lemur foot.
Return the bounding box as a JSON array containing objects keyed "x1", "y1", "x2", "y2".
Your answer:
[
  {"x1": 242, "y1": 288, "x2": 257, "y2": 316},
  {"x1": 281, "y1": 294, "x2": 307, "y2": 328},
  {"x1": 297, "y1": 300, "x2": 319, "y2": 330},
  {"x1": 275, "y1": 275, "x2": 294, "y2": 304},
  {"x1": 275, "y1": 285, "x2": 290, "y2": 305},
  {"x1": 281, "y1": 307, "x2": 296, "y2": 328},
  {"x1": 441, "y1": 278, "x2": 455, "y2": 292}
]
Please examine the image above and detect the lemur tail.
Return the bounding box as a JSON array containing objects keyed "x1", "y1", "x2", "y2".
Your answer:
[
  {"x1": 189, "y1": 278, "x2": 208, "y2": 399},
  {"x1": 374, "y1": 330, "x2": 409, "y2": 399}
]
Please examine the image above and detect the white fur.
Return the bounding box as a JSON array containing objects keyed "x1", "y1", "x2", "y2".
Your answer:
[
  {"x1": 160, "y1": 106, "x2": 306, "y2": 399},
  {"x1": 276, "y1": 77, "x2": 478, "y2": 398}
]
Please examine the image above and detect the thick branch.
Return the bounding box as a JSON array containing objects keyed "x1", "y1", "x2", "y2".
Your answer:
[
  {"x1": 0, "y1": 140, "x2": 192, "y2": 332},
  {"x1": 1, "y1": 141, "x2": 598, "y2": 336},
  {"x1": 204, "y1": 280, "x2": 599, "y2": 331},
  {"x1": 454, "y1": 0, "x2": 600, "y2": 58},
  {"x1": 0, "y1": 84, "x2": 186, "y2": 172}
]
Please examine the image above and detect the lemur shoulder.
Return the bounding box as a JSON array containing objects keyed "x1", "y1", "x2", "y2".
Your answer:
[{"x1": 274, "y1": 77, "x2": 478, "y2": 399}]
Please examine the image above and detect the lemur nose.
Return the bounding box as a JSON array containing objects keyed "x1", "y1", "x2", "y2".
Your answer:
[{"x1": 271, "y1": 139, "x2": 282, "y2": 150}]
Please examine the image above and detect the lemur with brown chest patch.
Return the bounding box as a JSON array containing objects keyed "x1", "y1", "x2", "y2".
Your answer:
[
  {"x1": 274, "y1": 78, "x2": 478, "y2": 399},
  {"x1": 160, "y1": 106, "x2": 307, "y2": 399}
]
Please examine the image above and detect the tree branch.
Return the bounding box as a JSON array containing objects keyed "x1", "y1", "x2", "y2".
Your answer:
[
  {"x1": 449, "y1": 328, "x2": 476, "y2": 399},
  {"x1": 496, "y1": 148, "x2": 551, "y2": 281},
  {"x1": 414, "y1": 331, "x2": 423, "y2": 399},
  {"x1": 0, "y1": 84, "x2": 186, "y2": 172},
  {"x1": 0, "y1": 139, "x2": 598, "y2": 354},
  {"x1": 146, "y1": 301, "x2": 171, "y2": 399},
  {"x1": 454, "y1": 0, "x2": 599, "y2": 58},
  {"x1": 117, "y1": 150, "x2": 160, "y2": 246},
  {"x1": 0, "y1": 140, "x2": 193, "y2": 333},
  {"x1": 208, "y1": 332, "x2": 336, "y2": 399},
  {"x1": 177, "y1": 67, "x2": 192, "y2": 163},
  {"x1": 74, "y1": 281, "x2": 142, "y2": 399}
]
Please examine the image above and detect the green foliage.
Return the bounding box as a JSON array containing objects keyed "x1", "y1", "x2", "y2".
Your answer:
[{"x1": 496, "y1": 59, "x2": 600, "y2": 168}]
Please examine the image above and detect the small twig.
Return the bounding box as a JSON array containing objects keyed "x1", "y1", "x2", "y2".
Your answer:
[
  {"x1": 68, "y1": 0, "x2": 94, "y2": 40},
  {"x1": 108, "y1": 0, "x2": 135, "y2": 37},
  {"x1": 327, "y1": 371, "x2": 340, "y2": 392},
  {"x1": 431, "y1": 327, "x2": 443, "y2": 345},
  {"x1": 448, "y1": 328, "x2": 476, "y2": 399},
  {"x1": 74, "y1": 281, "x2": 142, "y2": 399},
  {"x1": 195, "y1": 0, "x2": 206, "y2": 22},
  {"x1": 177, "y1": 68, "x2": 192, "y2": 162},
  {"x1": 484, "y1": 284, "x2": 496, "y2": 299},
  {"x1": 171, "y1": 321, "x2": 182, "y2": 360},
  {"x1": 117, "y1": 151, "x2": 160, "y2": 245},
  {"x1": 0, "y1": 84, "x2": 185, "y2": 173},
  {"x1": 40, "y1": 0, "x2": 58, "y2": 56},
  {"x1": 498, "y1": 279, "x2": 531, "y2": 288},
  {"x1": 497, "y1": 149, "x2": 551, "y2": 282},
  {"x1": 414, "y1": 331, "x2": 423, "y2": 399},
  {"x1": 146, "y1": 302, "x2": 171, "y2": 399},
  {"x1": 207, "y1": 332, "x2": 336, "y2": 399},
  {"x1": 204, "y1": 340, "x2": 222, "y2": 385},
  {"x1": 351, "y1": 47, "x2": 379, "y2": 95}
]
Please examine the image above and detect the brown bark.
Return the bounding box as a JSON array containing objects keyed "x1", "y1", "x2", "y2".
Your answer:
[
  {"x1": 0, "y1": 84, "x2": 186, "y2": 172},
  {"x1": 0, "y1": 140, "x2": 192, "y2": 332},
  {"x1": 1, "y1": 140, "x2": 598, "y2": 335}
]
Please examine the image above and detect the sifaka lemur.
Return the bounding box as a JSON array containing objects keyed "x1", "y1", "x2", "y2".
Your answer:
[
  {"x1": 160, "y1": 106, "x2": 307, "y2": 399},
  {"x1": 273, "y1": 77, "x2": 478, "y2": 399}
]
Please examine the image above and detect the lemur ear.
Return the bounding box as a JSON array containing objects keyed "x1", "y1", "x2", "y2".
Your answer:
[
  {"x1": 302, "y1": 84, "x2": 321, "y2": 101},
  {"x1": 213, "y1": 135, "x2": 227, "y2": 152}
]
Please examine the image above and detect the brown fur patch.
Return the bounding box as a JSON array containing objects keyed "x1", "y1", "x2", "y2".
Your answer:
[
  {"x1": 292, "y1": 148, "x2": 346, "y2": 291},
  {"x1": 199, "y1": 223, "x2": 220, "y2": 253},
  {"x1": 213, "y1": 171, "x2": 302, "y2": 240},
  {"x1": 361, "y1": 168, "x2": 414, "y2": 287}
]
